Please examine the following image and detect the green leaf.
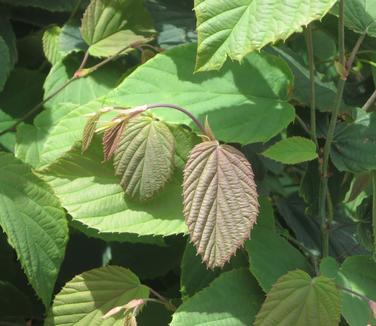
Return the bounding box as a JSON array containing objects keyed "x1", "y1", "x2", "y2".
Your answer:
[
  {"x1": 340, "y1": 0, "x2": 376, "y2": 37},
  {"x1": 194, "y1": 0, "x2": 337, "y2": 72},
  {"x1": 114, "y1": 114, "x2": 175, "y2": 201},
  {"x1": 319, "y1": 257, "x2": 339, "y2": 279},
  {"x1": 15, "y1": 103, "x2": 78, "y2": 168},
  {"x1": 263, "y1": 137, "x2": 318, "y2": 164},
  {"x1": 337, "y1": 256, "x2": 376, "y2": 326},
  {"x1": 41, "y1": 129, "x2": 197, "y2": 237},
  {"x1": 331, "y1": 109, "x2": 376, "y2": 172},
  {"x1": 47, "y1": 265, "x2": 149, "y2": 325},
  {"x1": 246, "y1": 198, "x2": 311, "y2": 292},
  {"x1": 0, "y1": 153, "x2": 68, "y2": 306},
  {"x1": 183, "y1": 141, "x2": 259, "y2": 268},
  {"x1": 42, "y1": 25, "x2": 63, "y2": 65},
  {"x1": 180, "y1": 242, "x2": 220, "y2": 299},
  {"x1": 59, "y1": 20, "x2": 88, "y2": 55},
  {"x1": 269, "y1": 45, "x2": 346, "y2": 112},
  {"x1": 255, "y1": 270, "x2": 341, "y2": 326},
  {"x1": 105, "y1": 43, "x2": 295, "y2": 145},
  {"x1": 0, "y1": 13, "x2": 17, "y2": 68},
  {"x1": 43, "y1": 53, "x2": 123, "y2": 109},
  {"x1": 171, "y1": 269, "x2": 263, "y2": 326},
  {"x1": 80, "y1": 0, "x2": 155, "y2": 57}
]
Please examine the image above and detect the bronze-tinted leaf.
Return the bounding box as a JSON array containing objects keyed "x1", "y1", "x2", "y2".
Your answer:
[
  {"x1": 82, "y1": 112, "x2": 102, "y2": 152},
  {"x1": 114, "y1": 113, "x2": 175, "y2": 201},
  {"x1": 102, "y1": 118, "x2": 127, "y2": 161},
  {"x1": 183, "y1": 141, "x2": 259, "y2": 268}
]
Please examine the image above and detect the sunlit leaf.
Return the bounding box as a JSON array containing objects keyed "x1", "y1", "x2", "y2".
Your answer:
[
  {"x1": 42, "y1": 25, "x2": 62, "y2": 65},
  {"x1": 183, "y1": 140, "x2": 258, "y2": 268},
  {"x1": 114, "y1": 113, "x2": 175, "y2": 201},
  {"x1": 46, "y1": 265, "x2": 149, "y2": 325},
  {"x1": 255, "y1": 270, "x2": 341, "y2": 326},
  {"x1": 0, "y1": 153, "x2": 68, "y2": 306},
  {"x1": 194, "y1": 0, "x2": 337, "y2": 71},
  {"x1": 80, "y1": 0, "x2": 155, "y2": 57}
]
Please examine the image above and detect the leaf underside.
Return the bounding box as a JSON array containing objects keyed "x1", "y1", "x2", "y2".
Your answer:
[
  {"x1": 114, "y1": 114, "x2": 175, "y2": 201},
  {"x1": 183, "y1": 141, "x2": 258, "y2": 268},
  {"x1": 103, "y1": 118, "x2": 127, "y2": 161}
]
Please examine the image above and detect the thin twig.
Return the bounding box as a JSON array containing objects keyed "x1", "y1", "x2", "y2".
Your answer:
[
  {"x1": 345, "y1": 31, "x2": 366, "y2": 78},
  {"x1": 0, "y1": 77, "x2": 77, "y2": 136},
  {"x1": 295, "y1": 114, "x2": 311, "y2": 135},
  {"x1": 143, "y1": 103, "x2": 209, "y2": 138},
  {"x1": 337, "y1": 285, "x2": 372, "y2": 302},
  {"x1": 149, "y1": 287, "x2": 176, "y2": 311},
  {"x1": 305, "y1": 24, "x2": 318, "y2": 148},
  {"x1": 318, "y1": 0, "x2": 346, "y2": 258},
  {"x1": 363, "y1": 89, "x2": 376, "y2": 112}
]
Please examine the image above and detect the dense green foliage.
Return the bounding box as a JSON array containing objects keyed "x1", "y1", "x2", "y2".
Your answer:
[{"x1": 1, "y1": 0, "x2": 376, "y2": 325}]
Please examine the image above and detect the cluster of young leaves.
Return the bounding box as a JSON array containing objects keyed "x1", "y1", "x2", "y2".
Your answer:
[{"x1": 1, "y1": 0, "x2": 376, "y2": 325}]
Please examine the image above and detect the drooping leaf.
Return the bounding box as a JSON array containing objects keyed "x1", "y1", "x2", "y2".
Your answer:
[
  {"x1": 114, "y1": 114, "x2": 175, "y2": 201},
  {"x1": 46, "y1": 265, "x2": 149, "y2": 325},
  {"x1": 269, "y1": 45, "x2": 346, "y2": 112},
  {"x1": 82, "y1": 111, "x2": 104, "y2": 152},
  {"x1": 105, "y1": 43, "x2": 295, "y2": 145},
  {"x1": 103, "y1": 117, "x2": 127, "y2": 161},
  {"x1": 40, "y1": 130, "x2": 195, "y2": 237},
  {"x1": 80, "y1": 0, "x2": 155, "y2": 57},
  {"x1": 255, "y1": 270, "x2": 341, "y2": 326},
  {"x1": 246, "y1": 198, "x2": 311, "y2": 292},
  {"x1": 337, "y1": 256, "x2": 376, "y2": 326},
  {"x1": 0, "y1": 153, "x2": 68, "y2": 306},
  {"x1": 183, "y1": 141, "x2": 258, "y2": 268},
  {"x1": 337, "y1": 0, "x2": 376, "y2": 37},
  {"x1": 194, "y1": 0, "x2": 337, "y2": 72},
  {"x1": 42, "y1": 25, "x2": 63, "y2": 65},
  {"x1": 331, "y1": 109, "x2": 376, "y2": 172},
  {"x1": 262, "y1": 137, "x2": 318, "y2": 164},
  {"x1": 171, "y1": 269, "x2": 263, "y2": 326}
]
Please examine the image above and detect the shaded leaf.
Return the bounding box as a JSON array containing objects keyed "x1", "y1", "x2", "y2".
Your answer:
[
  {"x1": 332, "y1": 109, "x2": 376, "y2": 172},
  {"x1": 0, "y1": 153, "x2": 68, "y2": 306},
  {"x1": 42, "y1": 25, "x2": 62, "y2": 64},
  {"x1": 183, "y1": 141, "x2": 258, "y2": 268},
  {"x1": 80, "y1": 0, "x2": 155, "y2": 57},
  {"x1": 194, "y1": 0, "x2": 337, "y2": 71},
  {"x1": 114, "y1": 114, "x2": 175, "y2": 201},
  {"x1": 262, "y1": 137, "x2": 317, "y2": 164},
  {"x1": 337, "y1": 256, "x2": 376, "y2": 326},
  {"x1": 171, "y1": 269, "x2": 263, "y2": 326},
  {"x1": 0, "y1": 0, "x2": 86, "y2": 12},
  {"x1": 255, "y1": 270, "x2": 341, "y2": 326},
  {"x1": 46, "y1": 265, "x2": 149, "y2": 325}
]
